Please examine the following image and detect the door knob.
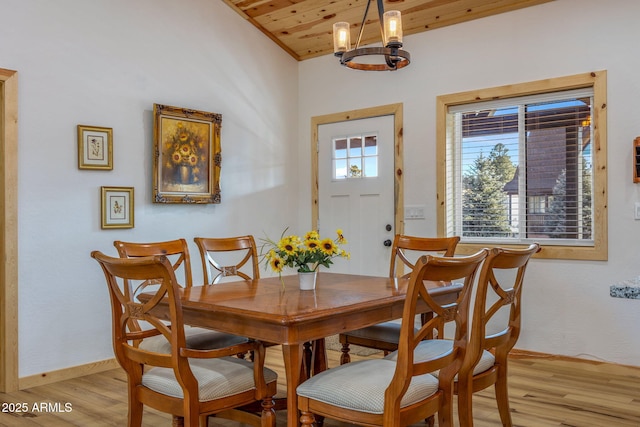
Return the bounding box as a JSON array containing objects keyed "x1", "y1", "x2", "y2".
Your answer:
[
  {"x1": 385, "y1": 224, "x2": 392, "y2": 231},
  {"x1": 383, "y1": 239, "x2": 392, "y2": 247}
]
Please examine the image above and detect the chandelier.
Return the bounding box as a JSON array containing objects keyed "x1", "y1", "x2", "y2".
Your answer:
[{"x1": 332, "y1": 0, "x2": 410, "y2": 71}]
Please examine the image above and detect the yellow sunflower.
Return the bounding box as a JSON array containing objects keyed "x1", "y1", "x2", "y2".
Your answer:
[
  {"x1": 171, "y1": 151, "x2": 182, "y2": 164},
  {"x1": 336, "y1": 229, "x2": 347, "y2": 244},
  {"x1": 319, "y1": 238, "x2": 337, "y2": 255},
  {"x1": 304, "y1": 239, "x2": 319, "y2": 251},
  {"x1": 278, "y1": 236, "x2": 298, "y2": 256},
  {"x1": 269, "y1": 255, "x2": 284, "y2": 273},
  {"x1": 305, "y1": 230, "x2": 320, "y2": 241}
]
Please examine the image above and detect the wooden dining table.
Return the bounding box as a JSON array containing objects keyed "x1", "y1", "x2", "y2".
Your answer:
[{"x1": 149, "y1": 272, "x2": 462, "y2": 426}]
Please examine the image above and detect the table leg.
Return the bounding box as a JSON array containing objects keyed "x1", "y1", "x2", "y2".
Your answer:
[{"x1": 282, "y1": 343, "x2": 303, "y2": 427}]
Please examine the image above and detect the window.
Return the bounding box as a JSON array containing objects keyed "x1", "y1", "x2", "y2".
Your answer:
[
  {"x1": 437, "y1": 72, "x2": 607, "y2": 260},
  {"x1": 333, "y1": 134, "x2": 379, "y2": 179}
]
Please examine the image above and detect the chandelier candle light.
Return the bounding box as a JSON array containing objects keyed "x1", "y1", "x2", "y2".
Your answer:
[{"x1": 333, "y1": 0, "x2": 410, "y2": 71}]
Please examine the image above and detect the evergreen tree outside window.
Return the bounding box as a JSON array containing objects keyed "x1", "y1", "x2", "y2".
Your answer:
[{"x1": 436, "y1": 72, "x2": 607, "y2": 261}]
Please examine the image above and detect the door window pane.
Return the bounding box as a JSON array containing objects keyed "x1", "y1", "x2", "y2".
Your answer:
[{"x1": 332, "y1": 134, "x2": 379, "y2": 179}]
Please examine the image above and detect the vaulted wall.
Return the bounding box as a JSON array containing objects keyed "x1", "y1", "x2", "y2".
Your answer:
[{"x1": 298, "y1": 0, "x2": 640, "y2": 366}]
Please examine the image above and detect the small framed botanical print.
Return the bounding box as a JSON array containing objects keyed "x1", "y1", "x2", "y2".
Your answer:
[
  {"x1": 78, "y1": 125, "x2": 113, "y2": 170},
  {"x1": 101, "y1": 186, "x2": 134, "y2": 229}
]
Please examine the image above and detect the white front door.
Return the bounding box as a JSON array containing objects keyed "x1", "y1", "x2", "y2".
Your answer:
[{"x1": 317, "y1": 115, "x2": 395, "y2": 276}]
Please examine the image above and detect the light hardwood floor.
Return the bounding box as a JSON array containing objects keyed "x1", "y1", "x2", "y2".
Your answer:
[{"x1": 0, "y1": 347, "x2": 638, "y2": 426}]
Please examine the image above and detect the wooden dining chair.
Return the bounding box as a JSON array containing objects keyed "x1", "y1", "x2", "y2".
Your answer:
[
  {"x1": 193, "y1": 235, "x2": 260, "y2": 284},
  {"x1": 91, "y1": 251, "x2": 278, "y2": 427},
  {"x1": 113, "y1": 239, "x2": 249, "y2": 353},
  {"x1": 339, "y1": 235, "x2": 461, "y2": 364},
  {"x1": 296, "y1": 249, "x2": 488, "y2": 427},
  {"x1": 455, "y1": 243, "x2": 540, "y2": 427},
  {"x1": 193, "y1": 235, "x2": 286, "y2": 411}
]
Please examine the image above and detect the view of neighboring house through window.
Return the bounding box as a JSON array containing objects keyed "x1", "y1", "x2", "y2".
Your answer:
[
  {"x1": 437, "y1": 72, "x2": 607, "y2": 260},
  {"x1": 448, "y1": 88, "x2": 593, "y2": 244}
]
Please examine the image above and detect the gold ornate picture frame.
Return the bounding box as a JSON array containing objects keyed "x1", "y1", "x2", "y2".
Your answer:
[
  {"x1": 78, "y1": 125, "x2": 113, "y2": 170},
  {"x1": 101, "y1": 186, "x2": 134, "y2": 229},
  {"x1": 153, "y1": 104, "x2": 222, "y2": 204}
]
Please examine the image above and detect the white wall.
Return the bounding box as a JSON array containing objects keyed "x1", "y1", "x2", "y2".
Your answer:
[
  {"x1": 3, "y1": 0, "x2": 639, "y2": 379},
  {"x1": 1, "y1": 0, "x2": 299, "y2": 376},
  {"x1": 298, "y1": 0, "x2": 640, "y2": 366}
]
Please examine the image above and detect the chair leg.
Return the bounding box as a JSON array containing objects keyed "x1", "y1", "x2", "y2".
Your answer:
[
  {"x1": 172, "y1": 415, "x2": 184, "y2": 427},
  {"x1": 128, "y1": 390, "x2": 143, "y2": 427},
  {"x1": 303, "y1": 342, "x2": 313, "y2": 377},
  {"x1": 437, "y1": 380, "x2": 455, "y2": 427},
  {"x1": 340, "y1": 342, "x2": 351, "y2": 365},
  {"x1": 494, "y1": 364, "x2": 513, "y2": 427},
  {"x1": 300, "y1": 410, "x2": 315, "y2": 426},
  {"x1": 425, "y1": 415, "x2": 435, "y2": 427},
  {"x1": 261, "y1": 397, "x2": 276, "y2": 427},
  {"x1": 456, "y1": 380, "x2": 474, "y2": 427}
]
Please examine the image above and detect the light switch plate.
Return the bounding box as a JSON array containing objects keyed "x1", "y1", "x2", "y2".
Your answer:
[
  {"x1": 635, "y1": 202, "x2": 640, "y2": 220},
  {"x1": 405, "y1": 205, "x2": 426, "y2": 220}
]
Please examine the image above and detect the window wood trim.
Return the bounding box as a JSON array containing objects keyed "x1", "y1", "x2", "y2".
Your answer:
[{"x1": 436, "y1": 71, "x2": 608, "y2": 261}]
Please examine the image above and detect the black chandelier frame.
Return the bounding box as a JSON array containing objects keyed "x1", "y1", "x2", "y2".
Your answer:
[{"x1": 334, "y1": 0, "x2": 410, "y2": 71}]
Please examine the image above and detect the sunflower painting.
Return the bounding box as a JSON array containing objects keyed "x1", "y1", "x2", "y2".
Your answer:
[
  {"x1": 153, "y1": 104, "x2": 222, "y2": 204},
  {"x1": 161, "y1": 118, "x2": 209, "y2": 190}
]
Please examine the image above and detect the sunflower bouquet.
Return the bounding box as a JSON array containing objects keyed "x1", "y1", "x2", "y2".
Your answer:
[{"x1": 260, "y1": 228, "x2": 350, "y2": 275}]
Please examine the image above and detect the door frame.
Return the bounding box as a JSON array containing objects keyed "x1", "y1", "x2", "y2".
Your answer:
[
  {"x1": 0, "y1": 68, "x2": 19, "y2": 392},
  {"x1": 311, "y1": 103, "x2": 404, "y2": 239}
]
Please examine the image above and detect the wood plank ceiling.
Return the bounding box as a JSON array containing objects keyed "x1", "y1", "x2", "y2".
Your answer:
[{"x1": 222, "y1": 0, "x2": 554, "y2": 61}]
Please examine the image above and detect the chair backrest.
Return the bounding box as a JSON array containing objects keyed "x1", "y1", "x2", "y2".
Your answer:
[
  {"x1": 91, "y1": 251, "x2": 189, "y2": 370},
  {"x1": 389, "y1": 235, "x2": 461, "y2": 278},
  {"x1": 91, "y1": 251, "x2": 262, "y2": 414},
  {"x1": 114, "y1": 239, "x2": 193, "y2": 294},
  {"x1": 462, "y1": 243, "x2": 540, "y2": 375},
  {"x1": 384, "y1": 249, "x2": 488, "y2": 421},
  {"x1": 194, "y1": 236, "x2": 260, "y2": 284}
]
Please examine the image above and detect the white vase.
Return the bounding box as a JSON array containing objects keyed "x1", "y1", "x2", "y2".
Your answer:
[{"x1": 298, "y1": 271, "x2": 317, "y2": 291}]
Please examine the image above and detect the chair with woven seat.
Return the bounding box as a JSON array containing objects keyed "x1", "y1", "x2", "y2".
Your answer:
[
  {"x1": 297, "y1": 249, "x2": 488, "y2": 427},
  {"x1": 91, "y1": 251, "x2": 278, "y2": 427},
  {"x1": 113, "y1": 239, "x2": 249, "y2": 353},
  {"x1": 339, "y1": 235, "x2": 460, "y2": 364},
  {"x1": 193, "y1": 235, "x2": 260, "y2": 284}
]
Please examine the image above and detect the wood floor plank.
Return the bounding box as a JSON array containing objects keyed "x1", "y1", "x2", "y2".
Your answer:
[{"x1": 0, "y1": 346, "x2": 638, "y2": 426}]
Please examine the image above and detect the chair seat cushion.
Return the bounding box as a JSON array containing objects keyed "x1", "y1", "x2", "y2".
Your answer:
[
  {"x1": 296, "y1": 359, "x2": 439, "y2": 414},
  {"x1": 142, "y1": 356, "x2": 278, "y2": 402},
  {"x1": 342, "y1": 321, "x2": 403, "y2": 344},
  {"x1": 342, "y1": 321, "x2": 420, "y2": 344},
  {"x1": 139, "y1": 326, "x2": 249, "y2": 354},
  {"x1": 384, "y1": 339, "x2": 496, "y2": 378}
]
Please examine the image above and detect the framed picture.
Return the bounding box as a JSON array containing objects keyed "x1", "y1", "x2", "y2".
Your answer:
[
  {"x1": 153, "y1": 104, "x2": 222, "y2": 204},
  {"x1": 101, "y1": 186, "x2": 134, "y2": 229},
  {"x1": 78, "y1": 125, "x2": 113, "y2": 170}
]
